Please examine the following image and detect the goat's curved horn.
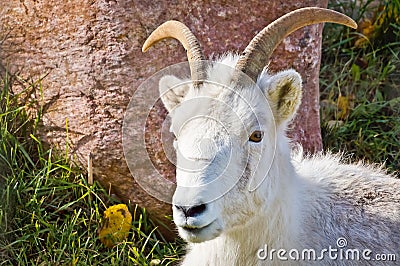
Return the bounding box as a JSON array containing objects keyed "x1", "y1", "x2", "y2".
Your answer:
[
  {"x1": 235, "y1": 7, "x2": 357, "y2": 82},
  {"x1": 142, "y1": 20, "x2": 206, "y2": 88}
]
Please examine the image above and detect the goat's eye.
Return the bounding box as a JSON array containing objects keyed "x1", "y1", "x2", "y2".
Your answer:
[{"x1": 249, "y1": 131, "x2": 263, "y2": 143}]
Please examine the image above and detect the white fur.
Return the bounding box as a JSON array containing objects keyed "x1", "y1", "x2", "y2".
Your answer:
[{"x1": 159, "y1": 54, "x2": 400, "y2": 265}]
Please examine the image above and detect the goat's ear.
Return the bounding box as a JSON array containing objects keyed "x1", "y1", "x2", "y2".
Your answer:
[
  {"x1": 263, "y1": 70, "x2": 302, "y2": 125},
  {"x1": 159, "y1": 75, "x2": 190, "y2": 112}
]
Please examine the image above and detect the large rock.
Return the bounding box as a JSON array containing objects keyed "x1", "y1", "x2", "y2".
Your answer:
[{"x1": 0, "y1": 0, "x2": 326, "y2": 239}]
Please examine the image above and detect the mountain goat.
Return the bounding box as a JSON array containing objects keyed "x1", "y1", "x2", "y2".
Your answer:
[{"x1": 142, "y1": 7, "x2": 400, "y2": 265}]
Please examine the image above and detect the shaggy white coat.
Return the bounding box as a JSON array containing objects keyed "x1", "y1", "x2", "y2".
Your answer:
[{"x1": 159, "y1": 55, "x2": 400, "y2": 265}]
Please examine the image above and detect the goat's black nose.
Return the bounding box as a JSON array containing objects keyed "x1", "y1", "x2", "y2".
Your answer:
[{"x1": 175, "y1": 204, "x2": 206, "y2": 217}]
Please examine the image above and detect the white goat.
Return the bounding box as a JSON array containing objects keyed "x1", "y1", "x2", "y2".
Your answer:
[{"x1": 143, "y1": 8, "x2": 400, "y2": 265}]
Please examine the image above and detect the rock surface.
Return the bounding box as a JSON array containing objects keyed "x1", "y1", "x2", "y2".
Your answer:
[{"x1": 0, "y1": 0, "x2": 327, "y2": 239}]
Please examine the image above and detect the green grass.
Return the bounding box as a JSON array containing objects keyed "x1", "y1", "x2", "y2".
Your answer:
[
  {"x1": 0, "y1": 74, "x2": 184, "y2": 265},
  {"x1": 0, "y1": 0, "x2": 399, "y2": 265},
  {"x1": 320, "y1": 0, "x2": 400, "y2": 176}
]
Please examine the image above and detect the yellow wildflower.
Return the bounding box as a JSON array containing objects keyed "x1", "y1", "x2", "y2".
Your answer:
[{"x1": 98, "y1": 204, "x2": 132, "y2": 248}]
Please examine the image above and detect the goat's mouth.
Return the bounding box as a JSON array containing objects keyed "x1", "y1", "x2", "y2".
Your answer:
[
  {"x1": 178, "y1": 220, "x2": 222, "y2": 243},
  {"x1": 181, "y1": 220, "x2": 214, "y2": 233}
]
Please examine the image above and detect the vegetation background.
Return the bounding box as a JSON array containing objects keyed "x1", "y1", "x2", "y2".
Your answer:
[{"x1": 0, "y1": 0, "x2": 398, "y2": 265}]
